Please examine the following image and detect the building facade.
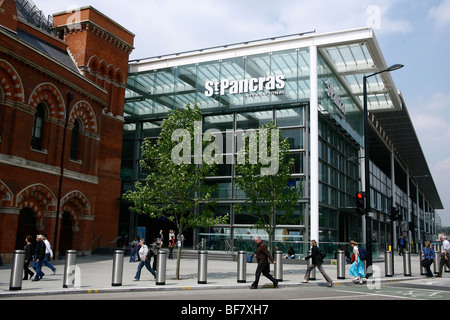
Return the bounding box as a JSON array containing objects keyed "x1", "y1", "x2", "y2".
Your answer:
[
  {"x1": 122, "y1": 28, "x2": 443, "y2": 255},
  {"x1": 0, "y1": 0, "x2": 134, "y2": 262}
]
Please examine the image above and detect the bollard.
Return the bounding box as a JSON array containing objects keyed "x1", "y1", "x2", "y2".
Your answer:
[
  {"x1": 420, "y1": 251, "x2": 427, "y2": 276},
  {"x1": 156, "y1": 249, "x2": 167, "y2": 285},
  {"x1": 111, "y1": 250, "x2": 124, "y2": 287},
  {"x1": 9, "y1": 250, "x2": 25, "y2": 291},
  {"x1": 307, "y1": 250, "x2": 316, "y2": 280},
  {"x1": 237, "y1": 251, "x2": 247, "y2": 283},
  {"x1": 198, "y1": 250, "x2": 208, "y2": 284},
  {"x1": 274, "y1": 251, "x2": 283, "y2": 282},
  {"x1": 63, "y1": 250, "x2": 77, "y2": 288},
  {"x1": 385, "y1": 250, "x2": 393, "y2": 277},
  {"x1": 336, "y1": 250, "x2": 346, "y2": 280},
  {"x1": 403, "y1": 251, "x2": 412, "y2": 276},
  {"x1": 433, "y1": 245, "x2": 441, "y2": 275}
]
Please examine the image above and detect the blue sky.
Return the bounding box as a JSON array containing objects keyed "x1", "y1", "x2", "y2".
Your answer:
[{"x1": 34, "y1": 0, "x2": 450, "y2": 226}]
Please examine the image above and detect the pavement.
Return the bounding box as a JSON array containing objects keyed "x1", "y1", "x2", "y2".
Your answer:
[{"x1": 0, "y1": 251, "x2": 449, "y2": 298}]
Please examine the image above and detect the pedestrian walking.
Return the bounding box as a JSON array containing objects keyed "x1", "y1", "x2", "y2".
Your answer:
[
  {"x1": 157, "y1": 230, "x2": 164, "y2": 246},
  {"x1": 349, "y1": 240, "x2": 365, "y2": 285},
  {"x1": 422, "y1": 241, "x2": 435, "y2": 278},
  {"x1": 133, "y1": 239, "x2": 156, "y2": 281},
  {"x1": 437, "y1": 235, "x2": 450, "y2": 277},
  {"x1": 398, "y1": 235, "x2": 407, "y2": 256},
  {"x1": 168, "y1": 230, "x2": 175, "y2": 259},
  {"x1": 150, "y1": 238, "x2": 160, "y2": 270},
  {"x1": 23, "y1": 235, "x2": 34, "y2": 280},
  {"x1": 32, "y1": 234, "x2": 46, "y2": 281},
  {"x1": 42, "y1": 234, "x2": 56, "y2": 274},
  {"x1": 129, "y1": 238, "x2": 138, "y2": 262},
  {"x1": 249, "y1": 236, "x2": 278, "y2": 289},
  {"x1": 302, "y1": 240, "x2": 333, "y2": 287}
]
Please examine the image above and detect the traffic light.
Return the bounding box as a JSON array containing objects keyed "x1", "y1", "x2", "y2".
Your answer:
[
  {"x1": 355, "y1": 192, "x2": 366, "y2": 216},
  {"x1": 391, "y1": 206, "x2": 401, "y2": 221}
]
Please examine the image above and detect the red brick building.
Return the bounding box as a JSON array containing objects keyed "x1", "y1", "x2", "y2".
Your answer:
[{"x1": 0, "y1": 0, "x2": 134, "y2": 262}]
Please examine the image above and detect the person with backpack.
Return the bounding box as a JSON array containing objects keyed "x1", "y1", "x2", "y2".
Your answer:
[
  {"x1": 133, "y1": 239, "x2": 156, "y2": 281},
  {"x1": 398, "y1": 235, "x2": 407, "y2": 256},
  {"x1": 302, "y1": 240, "x2": 334, "y2": 287},
  {"x1": 349, "y1": 240, "x2": 365, "y2": 285}
]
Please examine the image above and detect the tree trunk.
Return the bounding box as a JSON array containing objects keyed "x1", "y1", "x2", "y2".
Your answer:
[{"x1": 176, "y1": 244, "x2": 182, "y2": 279}]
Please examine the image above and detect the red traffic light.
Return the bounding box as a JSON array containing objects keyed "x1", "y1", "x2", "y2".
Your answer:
[{"x1": 355, "y1": 192, "x2": 366, "y2": 216}]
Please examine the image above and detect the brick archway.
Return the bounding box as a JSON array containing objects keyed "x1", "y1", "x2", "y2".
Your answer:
[
  {"x1": 16, "y1": 184, "x2": 57, "y2": 228},
  {"x1": 28, "y1": 83, "x2": 65, "y2": 120},
  {"x1": 69, "y1": 101, "x2": 98, "y2": 133},
  {"x1": 0, "y1": 179, "x2": 13, "y2": 207},
  {"x1": 61, "y1": 190, "x2": 92, "y2": 227},
  {"x1": 0, "y1": 59, "x2": 24, "y2": 103}
]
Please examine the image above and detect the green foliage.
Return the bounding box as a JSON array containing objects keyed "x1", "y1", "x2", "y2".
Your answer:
[
  {"x1": 234, "y1": 121, "x2": 299, "y2": 250},
  {"x1": 123, "y1": 104, "x2": 229, "y2": 278}
]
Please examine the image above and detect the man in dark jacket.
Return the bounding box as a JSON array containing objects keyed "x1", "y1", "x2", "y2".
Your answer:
[
  {"x1": 250, "y1": 236, "x2": 278, "y2": 289},
  {"x1": 32, "y1": 234, "x2": 46, "y2": 281},
  {"x1": 23, "y1": 235, "x2": 34, "y2": 280}
]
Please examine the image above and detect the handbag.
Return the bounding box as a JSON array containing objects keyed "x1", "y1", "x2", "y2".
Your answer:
[{"x1": 421, "y1": 258, "x2": 432, "y2": 268}]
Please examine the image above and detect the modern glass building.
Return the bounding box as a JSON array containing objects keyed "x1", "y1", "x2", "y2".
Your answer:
[{"x1": 120, "y1": 27, "x2": 443, "y2": 255}]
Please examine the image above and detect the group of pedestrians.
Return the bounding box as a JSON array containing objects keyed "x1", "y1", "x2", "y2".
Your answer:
[
  {"x1": 23, "y1": 234, "x2": 57, "y2": 281},
  {"x1": 248, "y1": 235, "x2": 450, "y2": 289},
  {"x1": 421, "y1": 235, "x2": 450, "y2": 278}
]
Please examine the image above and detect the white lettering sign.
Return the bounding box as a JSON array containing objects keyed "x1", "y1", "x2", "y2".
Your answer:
[
  {"x1": 325, "y1": 80, "x2": 346, "y2": 117},
  {"x1": 205, "y1": 75, "x2": 286, "y2": 97}
]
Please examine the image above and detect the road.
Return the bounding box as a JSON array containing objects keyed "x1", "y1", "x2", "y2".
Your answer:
[{"x1": 5, "y1": 280, "x2": 448, "y2": 301}]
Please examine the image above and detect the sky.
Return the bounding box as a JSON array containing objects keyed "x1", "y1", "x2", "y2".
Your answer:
[{"x1": 33, "y1": 0, "x2": 450, "y2": 226}]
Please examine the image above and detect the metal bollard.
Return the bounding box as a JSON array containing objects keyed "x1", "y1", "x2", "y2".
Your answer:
[
  {"x1": 237, "y1": 251, "x2": 247, "y2": 283},
  {"x1": 434, "y1": 245, "x2": 441, "y2": 275},
  {"x1": 403, "y1": 251, "x2": 412, "y2": 276},
  {"x1": 337, "y1": 250, "x2": 346, "y2": 280},
  {"x1": 156, "y1": 249, "x2": 167, "y2": 285},
  {"x1": 9, "y1": 250, "x2": 25, "y2": 291},
  {"x1": 274, "y1": 251, "x2": 283, "y2": 282},
  {"x1": 111, "y1": 250, "x2": 124, "y2": 287},
  {"x1": 198, "y1": 250, "x2": 208, "y2": 284},
  {"x1": 63, "y1": 250, "x2": 77, "y2": 288},
  {"x1": 385, "y1": 250, "x2": 393, "y2": 277},
  {"x1": 307, "y1": 250, "x2": 316, "y2": 280}
]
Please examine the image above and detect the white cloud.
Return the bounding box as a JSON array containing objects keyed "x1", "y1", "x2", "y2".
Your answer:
[
  {"x1": 410, "y1": 92, "x2": 450, "y2": 160},
  {"x1": 33, "y1": 0, "x2": 415, "y2": 59},
  {"x1": 427, "y1": 0, "x2": 450, "y2": 30}
]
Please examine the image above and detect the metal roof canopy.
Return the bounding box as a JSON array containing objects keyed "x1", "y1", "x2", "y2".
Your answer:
[
  {"x1": 317, "y1": 29, "x2": 442, "y2": 210},
  {"x1": 370, "y1": 98, "x2": 443, "y2": 209}
]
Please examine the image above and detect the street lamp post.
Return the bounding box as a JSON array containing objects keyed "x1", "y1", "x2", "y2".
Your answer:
[
  {"x1": 53, "y1": 91, "x2": 74, "y2": 256},
  {"x1": 362, "y1": 64, "x2": 403, "y2": 278}
]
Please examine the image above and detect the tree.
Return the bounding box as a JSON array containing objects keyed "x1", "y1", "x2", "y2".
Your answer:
[
  {"x1": 234, "y1": 122, "x2": 299, "y2": 252},
  {"x1": 124, "y1": 104, "x2": 228, "y2": 279}
]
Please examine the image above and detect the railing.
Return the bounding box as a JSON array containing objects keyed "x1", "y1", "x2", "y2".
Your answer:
[
  {"x1": 195, "y1": 238, "x2": 386, "y2": 260},
  {"x1": 91, "y1": 235, "x2": 103, "y2": 250},
  {"x1": 109, "y1": 236, "x2": 123, "y2": 247},
  {"x1": 196, "y1": 238, "x2": 208, "y2": 250}
]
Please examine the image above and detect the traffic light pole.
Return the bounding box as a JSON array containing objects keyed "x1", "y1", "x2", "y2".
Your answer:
[
  {"x1": 363, "y1": 75, "x2": 373, "y2": 279},
  {"x1": 362, "y1": 64, "x2": 403, "y2": 280}
]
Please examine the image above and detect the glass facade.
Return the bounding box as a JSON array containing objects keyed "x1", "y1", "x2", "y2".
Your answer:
[
  {"x1": 123, "y1": 43, "x2": 439, "y2": 259},
  {"x1": 122, "y1": 42, "x2": 371, "y2": 256}
]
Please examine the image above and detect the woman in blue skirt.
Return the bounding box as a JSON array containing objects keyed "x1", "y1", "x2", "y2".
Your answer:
[{"x1": 349, "y1": 240, "x2": 365, "y2": 284}]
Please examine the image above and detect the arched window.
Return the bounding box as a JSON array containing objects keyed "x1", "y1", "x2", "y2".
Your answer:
[
  {"x1": 31, "y1": 103, "x2": 46, "y2": 150},
  {"x1": 70, "y1": 119, "x2": 81, "y2": 161}
]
